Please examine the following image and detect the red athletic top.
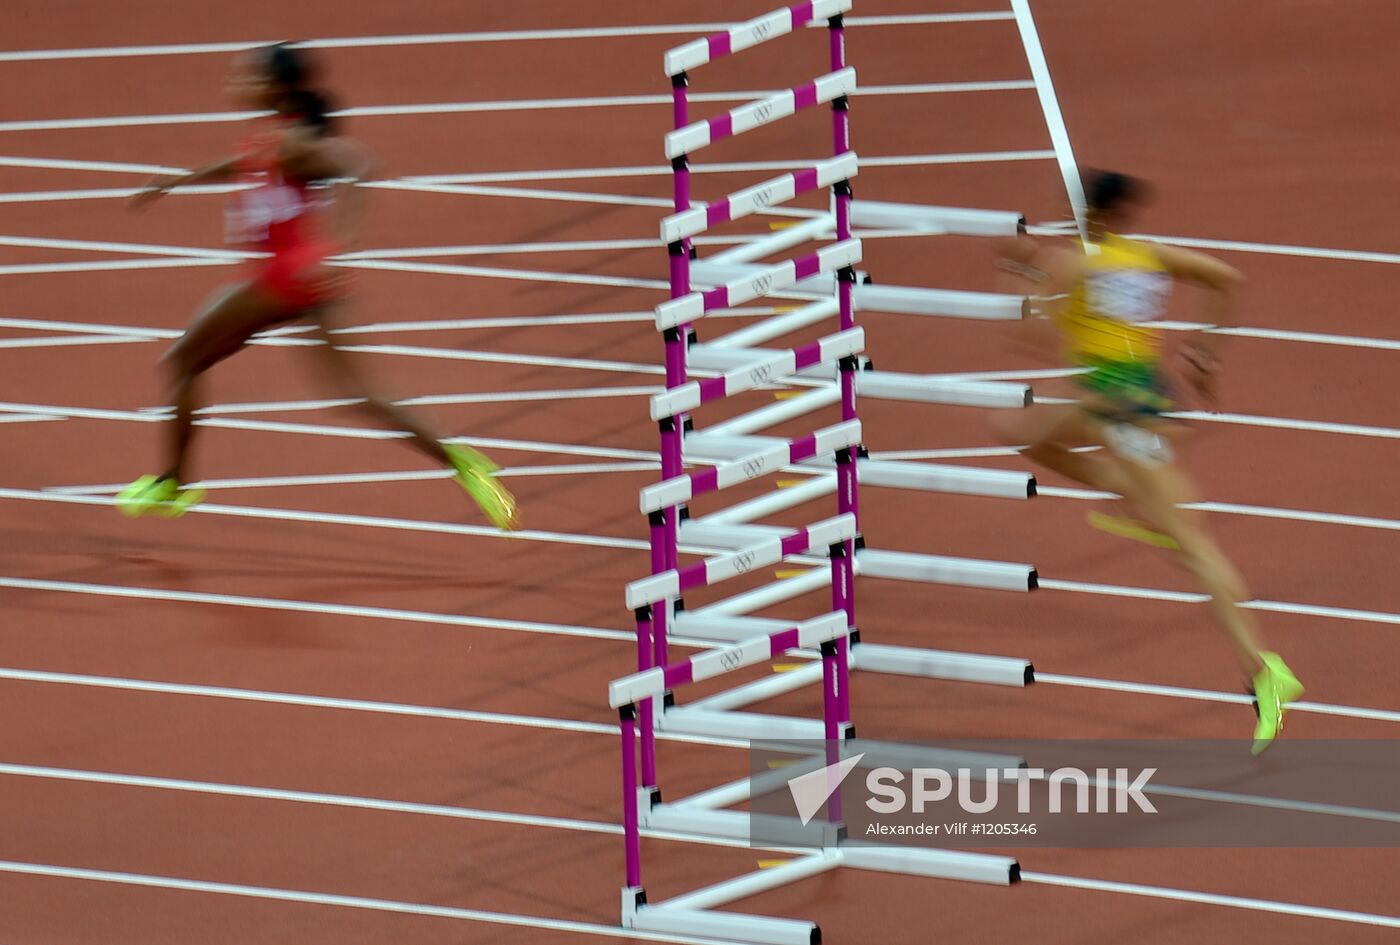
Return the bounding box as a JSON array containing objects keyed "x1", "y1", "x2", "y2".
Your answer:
[{"x1": 225, "y1": 118, "x2": 323, "y2": 253}]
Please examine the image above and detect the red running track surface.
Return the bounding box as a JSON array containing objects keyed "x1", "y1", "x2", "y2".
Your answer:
[{"x1": 1, "y1": 1, "x2": 1397, "y2": 943}]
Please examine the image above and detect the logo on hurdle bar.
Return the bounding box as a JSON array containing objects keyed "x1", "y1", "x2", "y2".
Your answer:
[
  {"x1": 729, "y1": 549, "x2": 758, "y2": 574},
  {"x1": 741, "y1": 457, "x2": 768, "y2": 480}
]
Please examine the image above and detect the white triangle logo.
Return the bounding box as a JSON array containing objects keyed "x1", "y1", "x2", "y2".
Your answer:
[{"x1": 786, "y1": 752, "x2": 865, "y2": 825}]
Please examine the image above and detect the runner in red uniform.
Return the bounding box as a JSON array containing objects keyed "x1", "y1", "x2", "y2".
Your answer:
[{"x1": 118, "y1": 44, "x2": 518, "y2": 530}]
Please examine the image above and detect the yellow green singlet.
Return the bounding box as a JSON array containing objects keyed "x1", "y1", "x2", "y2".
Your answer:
[{"x1": 1061, "y1": 232, "x2": 1173, "y2": 416}]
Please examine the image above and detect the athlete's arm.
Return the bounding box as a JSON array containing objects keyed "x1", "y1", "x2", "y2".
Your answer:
[
  {"x1": 1152, "y1": 243, "x2": 1244, "y2": 406},
  {"x1": 282, "y1": 128, "x2": 378, "y2": 252},
  {"x1": 130, "y1": 158, "x2": 241, "y2": 209},
  {"x1": 995, "y1": 235, "x2": 1081, "y2": 359}
]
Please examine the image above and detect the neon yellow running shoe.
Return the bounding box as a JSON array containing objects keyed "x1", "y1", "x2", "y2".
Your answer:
[
  {"x1": 445, "y1": 444, "x2": 520, "y2": 532},
  {"x1": 1252, "y1": 651, "x2": 1305, "y2": 755},
  {"x1": 1088, "y1": 511, "x2": 1180, "y2": 551},
  {"x1": 116, "y1": 475, "x2": 205, "y2": 518}
]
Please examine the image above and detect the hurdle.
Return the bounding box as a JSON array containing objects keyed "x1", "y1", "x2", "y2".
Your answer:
[{"x1": 614, "y1": 5, "x2": 1036, "y2": 941}]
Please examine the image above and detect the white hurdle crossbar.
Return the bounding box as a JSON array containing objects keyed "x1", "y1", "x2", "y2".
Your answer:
[
  {"x1": 656, "y1": 239, "x2": 861, "y2": 329},
  {"x1": 662, "y1": 152, "x2": 857, "y2": 244},
  {"x1": 665, "y1": 67, "x2": 857, "y2": 159}
]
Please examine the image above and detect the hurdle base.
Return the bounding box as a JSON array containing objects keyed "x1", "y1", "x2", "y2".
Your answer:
[
  {"x1": 631, "y1": 903, "x2": 819, "y2": 945},
  {"x1": 841, "y1": 845, "x2": 1019, "y2": 885}
]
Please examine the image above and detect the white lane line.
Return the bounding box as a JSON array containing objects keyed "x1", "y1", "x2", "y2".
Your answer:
[
  {"x1": 0, "y1": 13, "x2": 1015, "y2": 63},
  {"x1": 0, "y1": 183, "x2": 247, "y2": 204},
  {"x1": 1036, "y1": 673, "x2": 1400, "y2": 724},
  {"x1": 340, "y1": 256, "x2": 667, "y2": 291},
  {"x1": 0, "y1": 772, "x2": 1394, "y2": 935},
  {"x1": 22, "y1": 391, "x2": 674, "y2": 434},
  {"x1": 1138, "y1": 233, "x2": 1400, "y2": 267},
  {"x1": 5, "y1": 473, "x2": 1400, "y2": 632},
  {"x1": 0, "y1": 762, "x2": 625, "y2": 838},
  {"x1": 1211, "y1": 325, "x2": 1400, "y2": 351},
  {"x1": 50, "y1": 462, "x2": 660, "y2": 495},
  {"x1": 0, "y1": 335, "x2": 151, "y2": 350},
  {"x1": 0, "y1": 317, "x2": 178, "y2": 338},
  {"x1": 1010, "y1": 0, "x2": 1087, "y2": 238},
  {"x1": 335, "y1": 342, "x2": 706, "y2": 379},
  {"x1": 1039, "y1": 577, "x2": 1400, "y2": 627},
  {"x1": 0, "y1": 487, "x2": 655, "y2": 554},
  {"x1": 0, "y1": 578, "x2": 636, "y2": 648},
  {"x1": 368, "y1": 178, "x2": 771, "y2": 216},
  {"x1": 209, "y1": 419, "x2": 662, "y2": 459},
  {"x1": 0, "y1": 309, "x2": 779, "y2": 339},
  {"x1": 1169, "y1": 410, "x2": 1400, "y2": 440},
  {"x1": 1035, "y1": 485, "x2": 1400, "y2": 533},
  {"x1": 333, "y1": 308, "x2": 779, "y2": 333},
  {"x1": 0, "y1": 860, "x2": 750, "y2": 945},
  {"x1": 0, "y1": 233, "x2": 250, "y2": 259},
  {"x1": 0, "y1": 413, "x2": 63, "y2": 424},
  {"x1": 0, "y1": 257, "x2": 237, "y2": 276},
  {"x1": 403, "y1": 150, "x2": 1056, "y2": 185},
  {"x1": 0, "y1": 81, "x2": 1032, "y2": 135},
  {"x1": 1, "y1": 579, "x2": 1397, "y2": 726},
  {"x1": 184, "y1": 385, "x2": 661, "y2": 416},
  {"x1": 0, "y1": 150, "x2": 1056, "y2": 205},
  {"x1": 1147, "y1": 320, "x2": 1400, "y2": 352},
  {"x1": 1036, "y1": 396, "x2": 1400, "y2": 441},
  {"x1": 0, "y1": 155, "x2": 185, "y2": 174},
  {"x1": 0, "y1": 665, "x2": 736, "y2": 751},
  {"x1": 1020, "y1": 872, "x2": 1400, "y2": 930}
]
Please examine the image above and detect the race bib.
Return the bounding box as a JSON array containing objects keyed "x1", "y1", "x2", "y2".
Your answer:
[
  {"x1": 226, "y1": 180, "x2": 308, "y2": 244},
  {"x1": 1085, "y1": 269, "x2": 1170, "y2": 323}
]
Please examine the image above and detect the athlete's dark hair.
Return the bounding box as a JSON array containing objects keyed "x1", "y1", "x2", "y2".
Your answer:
[
  {"x1": 282, "y1": 86, "x2": 337, "y2": 136},
  {"x1": 1084, "y1": 170, "x2": 1148, "y2": 214},
  {"x1": 260, "y1": 42, "x2": 336, "y2": 136}
]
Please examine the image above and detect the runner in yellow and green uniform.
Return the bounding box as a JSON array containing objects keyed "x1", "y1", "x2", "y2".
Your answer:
[{"x1": 994, "y1": 171, "x2": 1303, "y2": 753}]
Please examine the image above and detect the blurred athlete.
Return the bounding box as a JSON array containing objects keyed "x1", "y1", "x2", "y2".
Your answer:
[
  {"x1": 119, "y1": 43, "x2": 518, "y2": 530},
  {"x1": 994, "y1": 171, "x2": 1302, "y2": 753}
]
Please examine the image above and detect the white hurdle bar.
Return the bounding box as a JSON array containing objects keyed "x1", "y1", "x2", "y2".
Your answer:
[
  {"x1": 651, "y1": 327, "x2": 864, "y2": 420},
  {"x1": 656, "y1": 240, "x2": 862, "y2": 330},
  {"x1": 608, "y1": 611, "x2": 847, "y2": 708},
  {"x1": 703, "y1": 387, "x2": 845, "y2": 437},
  {"x1": 685, "y1": 341, "x2": 866, "y2": 380},
  {"x1": 665, "y1": 67, "x2": 857, "y2": 159},
  {"x1": 664, "y1": 0, "x2": 852, "y2": 75},
  {"x1": 705, "y1": 214, "x2": 837, "y2": 266},
  {"x1": 710, "y1": 298, "x2": 839, "y2": 348},
  {"x1": 857, "y1": 371, "x2": 1032, "y2": 409},
  {"x1": 856, "y1": 283, "x2": 1026, "y2": 320},
  {"x1": 789, "y1": 456, "x2": 1035, "y2": 500},
  {"x1": 690, "y1": 257, "x2": 862, "y2": 293},
  {"x1": 641, "y1": 419, "x2": 860, "y2": 513},
  {"x1": 662, "y1": 152, "x2": 856, "y2": 244},
  {"x1": 688, "y1": 259, "x2": 1025, "y2": 321},
  {"x1": 693, "y1": 544, "x2": 1036, "y2": 618},
  {"x1": 849, "y1": 200, "x2": 1025, "y2": 237},
  {"x1": 624, "y1": 513, "x2": 856, "y2": 610},
  {"x1": 856, "y1": 548, "x2": 1037, "y2": 593}
]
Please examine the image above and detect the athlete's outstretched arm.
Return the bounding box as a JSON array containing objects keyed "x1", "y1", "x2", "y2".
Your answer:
[
  {"x1": 130, "y1": 158, "x2": 241, "y2": 210},
  {"x1": 994, "y1": 234, "x2": 1082, "y2": 360}
]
